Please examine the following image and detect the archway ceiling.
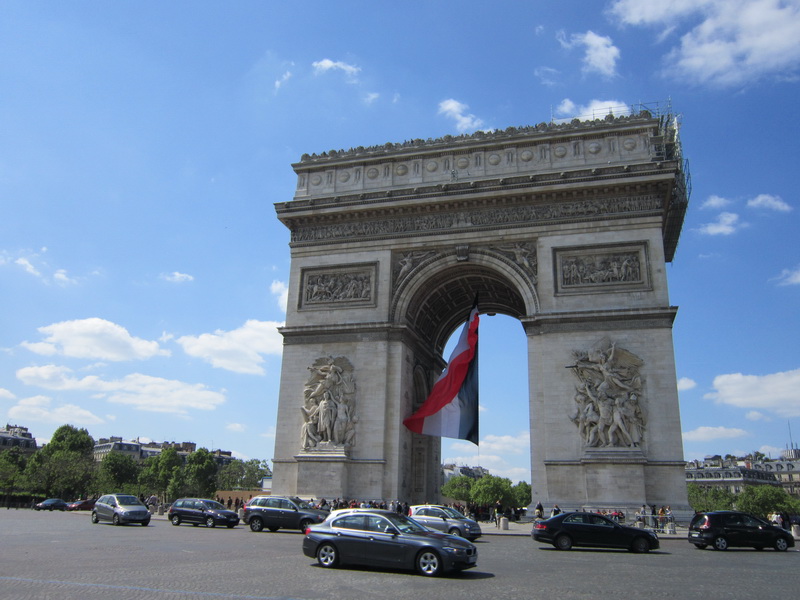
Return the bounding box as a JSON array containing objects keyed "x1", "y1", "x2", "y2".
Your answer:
[{"x1": 406, "y1": 266, "x2": 526, "y2": 353}]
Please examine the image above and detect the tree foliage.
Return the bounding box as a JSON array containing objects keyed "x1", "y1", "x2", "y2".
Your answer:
[
  {"x1": 217, "y1": 458, "x2": 272, "y2": 490},
  {"x1": 97, "y1": 451, "x2": 140, "y2": 493},
  {"x1": 511, "y1": 481, "x2": 532, "y2": 508},
  {"x1": 469, "y1": 475, "x2": 514, "y2": 508},
  {"x1": 441, "y1": 475, "x2": 474, "y2": 502},
  {"x1": 735, "y1": 485, "x2": 800, "y2": 519},
  {"x1": 184, "y1": 448, "x2": 218, "y2": 499},
  {"x1": 22, "y1": 425, "x2": 95, "y2": 499},
  {"x1": 687, "y1": 483, "x2": 736, "y2": 512}
]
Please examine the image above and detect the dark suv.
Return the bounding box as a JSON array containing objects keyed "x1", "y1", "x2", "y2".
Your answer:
[
  {"x1": 243, "y1": 496, "x2": 327, "y2": 532},
  {"x1": 688, "y1": 511, "x2": 794, "y2": 551},
  {"x1": 169, "y1": 498, "x2": 240, "y2": 528}
]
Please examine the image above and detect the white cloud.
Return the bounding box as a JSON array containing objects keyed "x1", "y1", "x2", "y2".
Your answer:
[
  {"x1": 775, "y1": 265, "x2": 800, "y2": 286},
  {"x1": 534, "y1": 66, "x2": 560, "y2": 86},
  {"x1": 176, "y1": 319, "x2": 283, "y2": 375},
  {"x1": 700, "y1": 195, "x2": 731, "y2": 210},
  {"x1": 0, "y1": 388, "x2": 16, "y2": 400},
  {"x1": 746, "y1": 411, "x2": 770, "y2": 421},
  {"x1": 704, "y1": 368, "x2": 800, "y2": 418},
  {"x1": 274, "y1": 70, "x2": 292, "y2": 92},
  {"x1": 8, "y1": 395, "x2": 105, "y2": 425},
  {"x1": 759, "y1": 445, "x2": 784, "y2": 459},
  {"x1": 677, "y1": 377, "x2": 697, "y2": 391},
  {"x1": 312, "y1": 58, "x2": 361, "y2": 82},
  {"x1": 683, "y1": 425, "x2": 749, "y2": 442},
  {"x1": 21, "y1": 318, "x2": 169, "y2": 361},
  {"x1": 609, "y1": 0, "x2": 800, "y2": 87},
  {"x1": 555, "y1": 98, "x2": 630, "y2": 121},
  {"x1": 161, "y1": 271, "x2": 194, "y2": 283},
  {"x1": 16, "y1": 365, "x2": 225, "y2": 414},
  {"x1": 226, "y1": 423, "x2": 246, "y2": 432},
  {"x1": 444, "y1": 432, "x2": 530, "y2": 482},
  {"x1": 437, "y1": 99, "x2": 484, "y2": 133},
  {"x1": 270, "y1": 280, "x2": 288, "y2": 312},
  {"x1": 696, "y1": 211, "x2": 745, "y2": 235},
  {"x1": 364, "y1": 92, "x2": 379, "y2": 105},
  {"x1": 747, "y1": 193, "x2": 792, "y2": 212},
  {"x1": 557, "y1": 30, "x2": 620, "y2": 77},
  {"x1": 53, "y1": 269, "x2": 77, "y2": 285}
]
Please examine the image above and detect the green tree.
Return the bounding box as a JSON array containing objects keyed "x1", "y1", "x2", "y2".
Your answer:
[
  {"x1": 687, "y1": 483, "x2": 736, "y2": 512},
  {"x1": 0, "y1": 448, "x2": 27, "y2": 504},
  {"x1": 511, "y1": 481, "x2": 532, "y2": 509},
  {"x1": 97, "y1": 451, "x2": 140, "y2": 493},
  {"x1": 470, "y1": 475, "x2": 514, "y2": 508},
  {"x1": 166, "y1": 465, "x2": 187, "y2": 501},
  {"x1": 184, "y1": 448, "x2": 218, "y2": 498},
  {"x1": 736, "y1": 485, "x2": 800, "y2": 519},
  {"x1": 216, "y1": 458, "x2": 272, "y2": 490},
  {"x1": 157, "y1": 447, "x2": 183, "y2": 494},
  {"x1": 22, "y1": 425, "x2": 95, "y2": 499},
  {"x1": 441, "y1": 475, "x2": 473, "y2": 502}
]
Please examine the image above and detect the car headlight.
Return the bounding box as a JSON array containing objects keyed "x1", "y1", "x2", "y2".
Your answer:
[{"x1": 442, "y1": 546, "x2": 465, "y2": 555}]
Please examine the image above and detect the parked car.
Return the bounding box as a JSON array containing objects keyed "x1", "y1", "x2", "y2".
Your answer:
[
  {"x1": 303, "y1": 508, "x2": 478, "y2": 576},
  {"x1": 67, "y1": 498, "x2": 96, "y2": 511},
  {"x1": 169, "y1": 498, "x2": 240, "y2": 528},
  {"x1": 532, "y1": 511, "x2": 659, "y2": 552},
  {"x1": 243, "y1": 495, "x2": 327, "y2": 532},
  {"x1": 409, "y1": 505, "x2": 482, "y2": 540},
  {"x1": 688, "y1": 511, "x2": 795, "y2": 551},
  {"x1": 91, "y1": 494, "x2": 151, "y2": 526},
  {"x1": 33, "y1": 498, "x2": 68, "y2": 511}
]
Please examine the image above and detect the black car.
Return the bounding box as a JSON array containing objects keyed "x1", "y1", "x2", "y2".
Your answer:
[
  {"x1": 169, "y1": 498, "x2": 240, "y2": 528},
  {"x1": 302, "y1": 509, "x2": 478, "y2": 576},
  {"x1": 688, "y1": 511, "x2": 795, "y2": 551},
  {"x1": 243, "y1": 495, "x2": 327, "y2": 532},
  {"x1": 532, "y1": 511, "x2": 659, "y2": 552},
  {"x1": 33, "y1": 498, "x2": 68, "y2": 511}
]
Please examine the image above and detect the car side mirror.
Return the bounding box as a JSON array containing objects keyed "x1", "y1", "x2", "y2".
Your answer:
[{"x1": 385, "y1": 527, "x2": 399, "y2": 536}]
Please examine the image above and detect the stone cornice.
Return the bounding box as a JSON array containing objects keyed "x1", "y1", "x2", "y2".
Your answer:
[{"x1": 521, "y1": 307, "x2": 678, "y2": 334}]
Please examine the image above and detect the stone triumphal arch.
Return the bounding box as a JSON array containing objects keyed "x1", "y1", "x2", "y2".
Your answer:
[{"x1": 272, "y1": 109, "x2": 690, "y2": 512}]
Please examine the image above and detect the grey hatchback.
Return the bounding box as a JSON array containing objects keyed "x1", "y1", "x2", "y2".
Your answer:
[
  {"x1": 91, "y1": 494, "x2": 151, "y2": 526},
  {"x1": 409, "y1": 505, "x2": 482, "y2": 540}
]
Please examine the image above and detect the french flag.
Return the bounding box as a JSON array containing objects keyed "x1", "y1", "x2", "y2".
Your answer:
[{"x1": 404, "y1": 300, "x2": 479, "y2": 445}]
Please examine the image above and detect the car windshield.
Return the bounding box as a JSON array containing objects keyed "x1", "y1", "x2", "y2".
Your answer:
[
  {"x1": 385, "y1": 513, "x2": 431, "y2": 534},
  {"x1": 117, "y1": 495, "x2": 143, "y2": 506},
  {"x1": 202, "y1": 500, "x2": 225, "y2": 510},
  {"x1": 439, "y1": 506, "x2": 467, "y2": 519},
  {"x1": 292, "y1": 498, "x2": 312, "y2": 510}
]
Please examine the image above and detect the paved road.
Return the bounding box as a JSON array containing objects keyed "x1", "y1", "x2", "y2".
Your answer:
[{"x1": 2, "y1": 510, "x2": 797, "y2": 600}]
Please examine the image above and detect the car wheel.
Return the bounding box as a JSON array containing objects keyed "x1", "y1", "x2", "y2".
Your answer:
[
  {"x1": 299, "y1": 519, "x2": 312, "y2": 532},
  {"x1": 448, "y1": 527, "x2": 462, "y2": 537},
  {"x1": 226, "y1": 523, "x2": 236, "y2": 529},
  {"x1": 712, "y1": 536, "x2": 728, "y2": 551},
  {"x1": 91, "y1": 512, "x2": 99, "y2": 524},
  {"x1": 774, "y1": 537, "x2": 789, "y2": 552},
  {"x1": 171, "y1": 515, "x2": 181, "y2": 526},
  {"x1": 693, "y1": 544, "x2": 707, "y2": 549},
  {"x1": 631, "y1": 537, "x2": 650, "y2": 553},
  {"x1": 416, "y1": 549, "x2": 442, "y2": 577},
  {"x1": 112, "y1": 514, "x2": 121, "y2": 526},
  {"x1": 141, "y1": 520, "x2": 149, "y2": 527},
  {"x1": 249, "y1": 517, "x2": 264, "y2": 532},
  {"x1": 206, "y1": 517, "x2": 216, "y2": 528},
  {"x1": 554, "y1": 534, "x2": 573, "y2": 551},
  {"x1": 317, "y1": 542, "x2": 339, "y2": 568}
]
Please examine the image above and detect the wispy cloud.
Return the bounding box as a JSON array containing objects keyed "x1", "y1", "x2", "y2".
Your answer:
[
  {"x1": 747, "y1": 193, "x2": 792, "y2": 212},
  {"x1": 312, "y1": 58, "x2": 361, "y2": 82},
  {"x1": 438, "y1": 99, "x2": 484, "y2": 133},
  {"x1": 609, "y1": 0, "x2": 800, "y2": 87},
  {"x1": 704, "y1": 368, "x2": 800, "y2": 418},
  {"x1": 555, "y1": 98, "x2": 629, "y2": 121},
  {"x1": 683, "y1": 425, "x2": 749, "y2": 442},
  {"x1": 774, "y1": 265, "x2": 800, "y2": 286},
  {"x1": 176, "y1": 319, "x2": 283, "y2": 375},
  {"x1": 8, "y1": 395, "x2": 105, "y2": 425},
  {"x1": 557, "y1": 30, "x2": 620, "y2": 77},
  {"x1": 677, "y1": 377, "x2": 697, "y2": 391},
  {"x1": 696, "y1": 211, "x2": 746, "y2": 235},
  {"x1": 161, "y1": 271, "x2": 194, "y2": 283},
  {"x1": 700, "y1": 195, "x2": 732, "y2": 210},
  {"x1": 270, "y1": 280, "x2": 288, "y2": 312},
  {"x1": 274, "y1": 70, "x2": 292, "y2": 92},
  {"x1": 21, "y1": 318, "x2": 169, "y2": 361}
]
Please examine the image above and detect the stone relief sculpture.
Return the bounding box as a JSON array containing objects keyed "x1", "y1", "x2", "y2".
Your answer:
[
  {"x1": 492, "y1": 242, "x2": 537, "y2": 282},
  {"x1": 304, "y1": 271, "x2": 372, "y2": 304},
  {"x1": 300, "y1": 356, "x2": 357, "y2": 451},
  {"x1": 561, "y1": 251, "x2": 641, "y2": 287},
  {"x1": 394, "y1": 250, "x2": 436, "y2": 287},
  {"x1": 567, "y1": 338, "x2": 646, "y2": 448}
]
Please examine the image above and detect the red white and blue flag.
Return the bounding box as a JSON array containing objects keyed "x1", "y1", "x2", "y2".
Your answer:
[{"x1": 404, "y1": 300, "x2": 479, "y2": 445}]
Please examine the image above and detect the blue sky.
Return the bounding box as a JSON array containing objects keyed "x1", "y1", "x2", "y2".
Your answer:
[{"x1": 2, "y1": 1, "x2": 799, "y2": 484}]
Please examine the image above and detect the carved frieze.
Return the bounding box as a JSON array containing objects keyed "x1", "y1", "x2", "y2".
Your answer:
[
  {"x1": 300, "y1": 356, "x2": 357, "y2": 452},
  {"x1": 300, "y1": 263, "x2": 377, "y2": 310},
  {"x1": 554, "y1": 242, "x2": 650, "y2": 295},
  {"x1": 290, "y1": 194, "x2": 662, "y2": 244},
  {"x1": 567, "y1": 338, "x2": 646, "y2": 449}
]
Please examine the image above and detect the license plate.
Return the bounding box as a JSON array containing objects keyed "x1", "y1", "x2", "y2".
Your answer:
[{"x1": 467, "y1": 555, "x2": 477, "y2": 564}]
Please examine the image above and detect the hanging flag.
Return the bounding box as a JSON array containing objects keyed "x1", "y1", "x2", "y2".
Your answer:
[{"x1": 404, "y1": 299, "x2": 479, "y2": 445}]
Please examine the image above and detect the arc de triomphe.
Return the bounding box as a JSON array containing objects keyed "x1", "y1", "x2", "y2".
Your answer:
[{"x1": 272, "y1": 109, "x2": 690, "y2": 513}]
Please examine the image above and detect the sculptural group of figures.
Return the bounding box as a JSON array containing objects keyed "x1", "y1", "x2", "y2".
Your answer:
[
  {"x1": 305, "y1": 273, "x2": 372, "y2": 304},
  {"x1": 300, "y1": 357, "x2": 357, "y2": 450},
  {"x1": 562, "y1": 253, "x2": 641, "y2": 286},
  {"x1": 568, "y1": 339, "x2": 647, "y2": 448}
]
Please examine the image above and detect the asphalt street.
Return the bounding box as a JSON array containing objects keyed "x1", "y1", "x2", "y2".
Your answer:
[{"x1": 2, "y1": 510, "x2": 797, "y2": 600}]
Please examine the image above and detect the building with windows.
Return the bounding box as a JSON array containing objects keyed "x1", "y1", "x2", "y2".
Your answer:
[
  {"x1": 0, "y1": 424, "x2": 38, "y2": 454},
  {"x1": 93, "y1": 437, "x2": 234, "y2": 467},
  {"x1": 685, "y1": 457, "x2": 781, "y2": 495}
]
